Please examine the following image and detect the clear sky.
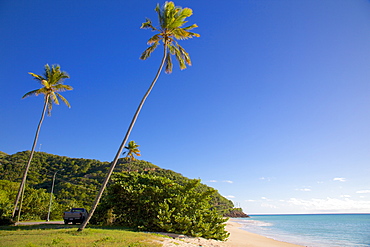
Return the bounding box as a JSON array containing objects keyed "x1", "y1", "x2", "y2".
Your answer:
[{"x1": 1, "y1": 0, "x2": 370, "y2": 214}]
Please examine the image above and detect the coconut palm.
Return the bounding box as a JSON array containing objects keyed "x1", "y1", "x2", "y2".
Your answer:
[
  {"x1": 125, "y1": 141, "x2": 141, "y2": 161},
  {"x1": 12, "y1": 64, "x2": 73, "y2": 220},
  {"x1": 140, "y1": 1, "x2": 200, "y2": 73},
  {"x1": 78, "y1": 1, "x2": 199, "y2": 231}
]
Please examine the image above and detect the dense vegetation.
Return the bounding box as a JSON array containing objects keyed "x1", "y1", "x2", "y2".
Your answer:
[
  {"x1": 0, "y1": 151, "x2": 235, "y2": 223},
  {"x1": 92, "y1": 172, "x2": 229, "y2": 240}
]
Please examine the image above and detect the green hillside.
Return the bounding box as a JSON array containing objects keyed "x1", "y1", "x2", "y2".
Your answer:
[{"x1": 0, "y1": 151, "x2": 235, "y2": 220}]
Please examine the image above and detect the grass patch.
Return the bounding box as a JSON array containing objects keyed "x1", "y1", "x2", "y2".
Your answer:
[{"x1": 0, "y1": 224, "x2": 163, "y2": 247}]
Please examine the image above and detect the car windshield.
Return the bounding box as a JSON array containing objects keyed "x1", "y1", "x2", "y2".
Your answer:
[{"x1": 71, "y1": 209, "x2": 84, "y2": 212}]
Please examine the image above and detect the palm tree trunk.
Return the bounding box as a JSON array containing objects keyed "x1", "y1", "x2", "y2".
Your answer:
[
  {"x1": 78, "y1": 45, "x2": 168, "y2": 231},
  {"x1": 12, "y1": 95, "x2": 49, "y2": 219}
]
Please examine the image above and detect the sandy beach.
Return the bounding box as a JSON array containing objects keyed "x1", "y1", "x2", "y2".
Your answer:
[
  {"x1": 158, "y1": 219, "x2": 304, "y2": 247},
  {"x1": 223, "y1": 219, "x2": 304, "y2": 247}
]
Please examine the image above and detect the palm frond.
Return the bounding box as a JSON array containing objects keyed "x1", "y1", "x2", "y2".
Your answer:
[
  {"x1": 163, "y1": 2, "x2": 176, "y2": 28},
  {"x1": 22, "y1": 89, "x2": 42, "y2": 99},
  {"x1": 56, "y1": 93, "x2": 71, "y2": 108},
  {"x1": 140, "y1": 42, "x2": 159, "y2": 60},
  {"x1": 170, "y1": 44, "x2": 186, "y2": 70},
  {"x1": 51, "y1": 64, "x2": 61, "y2": 73},
  {"x1": 168, "y1": 7, "x2": 193, "y2": 29},
  {"x1": 46, "y1": 95, "x2": 53, "y2": 116},
  {"x1": 141, "y1": 18, "x2": 156, "y2": 31},
  {"x1": 178, "y1": 44, "x2": 191, "y2": 65},
  {"x1": 47, "y1": 65, "x2": 69, "y2": 86},
  {"x1": 155, "y1": 3, "x2": 164, "y2": 28},
  {"x1": 140, "y1": 18, "x2": 151, "y2": 29},
  {"x1": 168, "y1": 44, "x2": 176, "y2": 55},
  {"x1": 147, "y1": 34, "x2": 161, "y2": 45},
  {"x1": 53, "y1": 73, "x2": 70, "y2": 85},
  {"x1": 165, "y1": 53, "x2": 173, "y2": 74},
  {"x1": 53, "y1": 83, "x2": 73, "y2": 92},
  {"x1": 172, "y1": 28, "x2": 200, "y2": 40},
  {"x1": 168, "y1": 44, "x2": 186, "y2": 70},
  {"x1": 168, "y1": 19, "x2": 187, "y2": 30},
  {"x1": 28, "y1": 72, "x2": 45, "y2": 82},
  {"x1": 175, "y1": 51, "x2": 186, "y2": 70},
  {"x1": 172, "y1": 28, "x2": 191, "y2": 40},
  {"x1": 50, "y1": 92, "x2": 60, "y2": 105},
  {"x1": 186, "y1": 31, "x2": 200, "y2": 38},
  {"x1": 38, "y1": 87, "x2": 49, "y2": 94},
  {"x1": 175, "y1": 7, "x2": 193, "y2": 19},
  {"x1": 43, "y1": 64, "x2": 52, "y2": 81},
  {"x1": 183, "y1": 24, "x2": 199, "y2": 32}
]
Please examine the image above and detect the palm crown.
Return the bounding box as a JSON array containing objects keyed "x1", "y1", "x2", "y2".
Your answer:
[
  {"x1": 140, "y1": 1, "x2": 200, "y2": 73},
  {"x1": 124, "y1": 141, "x2": 141, "y2": 161},
  {"x1": 23, "y1": 64, "x2": 73, "y2": 115}
]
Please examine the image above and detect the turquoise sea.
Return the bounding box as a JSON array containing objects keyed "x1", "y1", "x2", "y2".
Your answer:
[{"x1": 234, "y1": 214, "x2": 370, "y2": 247}]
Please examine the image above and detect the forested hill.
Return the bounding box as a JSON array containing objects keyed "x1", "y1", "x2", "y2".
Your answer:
[{"x1": 0, "y1": 151, "x2": 235, "y2": 215}]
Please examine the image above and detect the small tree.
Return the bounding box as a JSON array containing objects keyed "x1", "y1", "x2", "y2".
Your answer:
[
  {"x1": 1, "y1": 180, "x2": 52, "y2": 222},
  {"x1": 124, "y1": 141, "x2": 141, "y2": 161},
  {"x1": 0, "y1": 180, "x2": 18, "y2": 224}
]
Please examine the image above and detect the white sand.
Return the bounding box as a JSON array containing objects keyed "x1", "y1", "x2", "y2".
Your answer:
[{"x1": 156, "y1": 219, "x2": 304, "y2": 247}]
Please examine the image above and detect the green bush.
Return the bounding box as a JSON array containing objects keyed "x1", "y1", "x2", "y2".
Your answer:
[
  {"x1": 95, "y1": 172, "x2": 229, "y2": 241},
  {"x1": 0, "y1": 180, "x2": 63, "y2": 221},
  {"x1": 0, "y1": 180, "x2": 17, "y2": 224}
]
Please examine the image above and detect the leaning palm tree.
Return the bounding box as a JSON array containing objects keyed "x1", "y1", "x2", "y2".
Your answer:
[
  {"x1": 78, "y1": 1, "x2": 199, "y2": 231},
  {"x1": 12, "y1": 64, "x2": 73, "y2": 220},
  {"x1": 124, "y1": 140, "x2": 141, "y2": 162}
]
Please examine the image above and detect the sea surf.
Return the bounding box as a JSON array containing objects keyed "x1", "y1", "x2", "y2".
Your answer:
[{"x1": 233, "y1": 214, "x2": 370, "y2": 247}]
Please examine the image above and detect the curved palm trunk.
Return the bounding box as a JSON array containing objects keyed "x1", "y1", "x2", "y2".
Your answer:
[
  {"x1": 12, "y1": 95, "x2": 49, "y2": 219},
  {"x1": 78, "y1": 45, "x2": 168, "y2": 231}
]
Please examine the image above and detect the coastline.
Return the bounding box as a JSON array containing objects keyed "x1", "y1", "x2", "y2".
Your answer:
[
  {"x1": 224, "y1": 219, "x2": 304, "y2": 247},
  {"x1": 158, "y1": 219, "x2": 304, "y2": 247}
]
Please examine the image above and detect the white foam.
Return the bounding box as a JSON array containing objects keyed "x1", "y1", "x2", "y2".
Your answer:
[{"x1": 236, "y1": 219, "x2": 273, "y2": 227}]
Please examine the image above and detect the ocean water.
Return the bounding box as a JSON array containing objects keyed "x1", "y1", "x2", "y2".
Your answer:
[{"x1": 234, "y1": 214, "x2": 370, "y2": 247}]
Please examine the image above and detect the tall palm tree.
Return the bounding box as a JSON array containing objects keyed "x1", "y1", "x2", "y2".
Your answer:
[
  {"x1": 12, "y1": 64, "x2": 73, "y2": 220},
  {"x1": 78, "y1": 1, "x2": 199, "y2": 231},
  {"x1": 124, "y1": 140, "x2": 141, "y2": 161}
]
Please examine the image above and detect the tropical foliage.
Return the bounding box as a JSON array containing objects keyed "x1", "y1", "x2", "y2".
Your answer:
[
  {"x1": 92, "y1": 173, "x2": 229, "y2": 240},
  {"x1": 0, "y1": 151, "x2": 237, "y2": 224},
  {"x1": 24, "y1": 64, "x2": 72, "y2": 115},
  {"x1": 124, "y1": 141, "x2": 141, "y2": 161},
  {"x1": 140, "y1": 1, "x2": 200, "y2": 73},
  {"x1": 0, "y1": 180, "x2": 52, "y2": 223}
]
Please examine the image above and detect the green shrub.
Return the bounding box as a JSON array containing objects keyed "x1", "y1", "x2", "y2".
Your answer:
[
  {"x1": 0, "y1": 179, "x2": 62, "y2": 221},
  {"x1": 96, "y1": 172, "x2": 229, "y2": 241}
]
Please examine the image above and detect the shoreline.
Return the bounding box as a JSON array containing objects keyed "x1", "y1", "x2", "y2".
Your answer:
[
  {"x1": 158, "y1": 219, "x2": 305, "y2": 247},
  {"x1": 224, "y1": 219, "x2": 304, "y2": 247}
]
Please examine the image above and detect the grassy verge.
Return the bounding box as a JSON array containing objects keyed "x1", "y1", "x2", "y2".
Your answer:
[{"x1": 0, "y1": 224, "x2": 164, "y2": 247}]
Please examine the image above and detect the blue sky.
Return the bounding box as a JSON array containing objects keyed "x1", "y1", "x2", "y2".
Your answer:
[{"x1": 1, "y1": 0, "x2": 370, "y2": 214}]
